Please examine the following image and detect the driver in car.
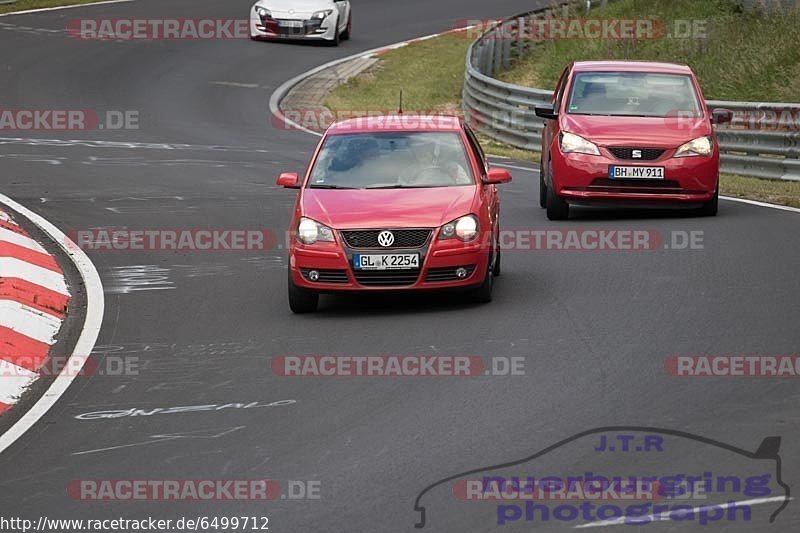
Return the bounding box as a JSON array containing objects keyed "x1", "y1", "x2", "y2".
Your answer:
[{"x1": 399, "y1": 137, "x2": 471, "y2": 186}]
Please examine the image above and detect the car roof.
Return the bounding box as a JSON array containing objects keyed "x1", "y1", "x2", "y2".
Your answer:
[
  {"x1": 571, "y1": 60, "x2": 693, "y2": 75},
  {"x1": 326, "y1": 114, "x2": 463, "y2": 134}
]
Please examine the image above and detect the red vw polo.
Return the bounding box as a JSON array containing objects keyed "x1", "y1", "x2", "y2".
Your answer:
[
  {"x1": 536, "y1": 61, "x2": 722, "y2": 220},
  {"x1": 276, "y1": 115, "x2": 512, "y2": 313}
]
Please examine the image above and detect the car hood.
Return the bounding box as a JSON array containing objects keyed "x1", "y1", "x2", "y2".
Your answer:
[
  {"x1": 300, "y1": 186, "x2": 477, "y2": 229},
  {"x1": 560, "y1": 114, "x2": 712, "y2": 148},
  {"x1": 254, "y1": 0, "x2": 333, "y2": 15}
]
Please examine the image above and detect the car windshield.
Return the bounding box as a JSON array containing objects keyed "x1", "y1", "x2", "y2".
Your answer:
[
  {"x1": 307, "y1": 132, "x2": 474, "y2": 189},
  {"x1": 566, "y1": 71, "x2": 703, "y2": 118}
]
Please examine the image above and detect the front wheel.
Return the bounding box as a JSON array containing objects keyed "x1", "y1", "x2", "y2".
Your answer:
[
  {"x1": 288, "y1": 269, "x2": 319, "y2": 313},
  {"x1": 539, "y1": 161, "x2": 547, "y2": 208},
  {"x1": 696, "y1": 188, "x2": 718, "y2": 217},
  {"x1": 546, "y1": 182, "x2": 570, "y2": 220},
  {"x1": 327, "y1": 17, "x2": 341, "y2": 46},
  {"x1": 341, "y1": 14, "x2": 351, "y2": 40},
  {"x1": 472, "y1": 253, "x2": 494, "y2": 303}
]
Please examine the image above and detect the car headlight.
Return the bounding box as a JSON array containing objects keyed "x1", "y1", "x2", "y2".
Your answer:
[
  {"x1": 255, "y1": 6, "x2": 271, "y2": 18},
  {"x1": 560, "y1": 132, "x2": 600, "y2": 156},
  {"x1": 297, "y1": 217, "x2": 334, "y2": 244},
  {"x1": 439, "y1": 215, "x2": 479, "y2": 242},
  {"x1": 674, "y1": 136, "x2": 713, "y2": 157},
  {"x1": 312, "y1": 9, "x2": 333, "y2": 19}
]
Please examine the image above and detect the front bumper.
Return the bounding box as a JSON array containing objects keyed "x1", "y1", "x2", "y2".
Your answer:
[
  {"x1": 249, "y1": 13, "x2": 336, "y2": 40},
  {"x1": 552, "y1": 148, "x2": 719, "y2": 205},
  {"x1": 288, "y1": 232, "x2": 491, "y2": 292}
]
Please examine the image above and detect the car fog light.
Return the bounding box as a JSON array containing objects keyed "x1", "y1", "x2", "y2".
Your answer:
[
  {"x1": 308, "y1": 270, "x2": 320, "y2": 281},
  {"x1": 455, "y1": 267, "x2": 468, "y2": 279}
]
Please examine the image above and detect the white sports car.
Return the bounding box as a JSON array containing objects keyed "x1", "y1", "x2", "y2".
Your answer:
[{"x1": 250, "y1": 0, "x2": 351, "y2": 45}]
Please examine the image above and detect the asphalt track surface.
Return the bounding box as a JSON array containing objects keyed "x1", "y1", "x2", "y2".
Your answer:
[{"x1": 0, "y1": 0, "x2": 799, "y2": 531}]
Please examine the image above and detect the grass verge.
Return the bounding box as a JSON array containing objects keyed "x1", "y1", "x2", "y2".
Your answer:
[
  {"x1": 498, "y1": 0, "x2": 800, "y2": 102},
  {"x1": 0, "y1": 0, "x2": 109, "y2": 14},
  {"x1": 720, "y1": 173, "x2": 800, "y2": 208}
]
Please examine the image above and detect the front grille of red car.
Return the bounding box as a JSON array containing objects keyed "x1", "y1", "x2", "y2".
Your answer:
[
  {"x1": 608, "y1": 147, "x2": 665, "y2": 160},
  {"x1": 353, "y1": 269, "x2": 421, "y2": 286},
  {"x1": 341, "y1": 229, "x2": 432, "y2": 249},
  {"x1": 425, "y1": 265, "x2": 477, "y2": 282},
  {"x1": 582, "y1": 178, "x2": 691, "y2": 194}
]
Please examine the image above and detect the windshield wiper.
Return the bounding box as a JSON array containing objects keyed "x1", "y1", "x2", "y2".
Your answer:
[
  {"x1": 366, "y1": 184, "x2": 449, "y2": 189},
  {"x1": 308, "y1": 184, "x2": 359, "y2": 189}
]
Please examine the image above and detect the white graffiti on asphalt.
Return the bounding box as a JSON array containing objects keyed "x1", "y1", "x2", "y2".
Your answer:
[{"x1": 75, "y1": 400, "x2": 296, "y2": 420}]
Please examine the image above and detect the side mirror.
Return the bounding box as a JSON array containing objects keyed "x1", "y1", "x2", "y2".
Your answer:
[
  {"x1": 535, "y1": 105, "x2": 558, "y2": 120},
  {"x1": 484, "y1": 167, "x2": 512, "y2": 184},
  {"x1": 710, "y1": 108, "x2": 733, "y2": 126},
  {"x1": 277, "y1": 172, "x2": 300, "y2": 188}
]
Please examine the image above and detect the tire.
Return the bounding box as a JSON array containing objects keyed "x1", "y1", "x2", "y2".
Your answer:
[
  {"x1": 341, "y1": 14, "x2": 351, "y2": 40},
  {"x1": 472, "y1": 253, "x2": 494, "y2": 303},
  {"x1": 492, "y1": 249, "x2": 501, "y2": 277},
  {"x1": 546, "y1": 180, "x2": 569, "y2": 220},
  {"x1": 288, "y1": 269, "x2": 319, "y2": 313},
  {"x1": 696, "y1": 188, "x2": 719, "y2": 217},
  {"x1": 327, "y1": 17, "x2": 341, "y2": 46},
  {"x1": 539, "y1": 161, "x2": 547, "y2": 208}
]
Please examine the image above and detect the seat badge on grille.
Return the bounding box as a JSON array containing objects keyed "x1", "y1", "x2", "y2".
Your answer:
[
  {"x1": 632, "y1": 150, "x2": 642, "y2": 159},
  {"x1": 377, "y1": 231, "x2": 395, "y2": 247}
]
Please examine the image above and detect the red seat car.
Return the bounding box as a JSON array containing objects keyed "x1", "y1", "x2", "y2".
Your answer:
[
  {"x1": 535, "y1": 61, "x2": 722, "y2": 220},
  {"x1": 276, "y1": 115, "x2": 512, "y2": 313}
]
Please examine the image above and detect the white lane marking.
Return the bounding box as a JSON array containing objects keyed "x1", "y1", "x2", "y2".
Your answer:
[
  {"x1": 720, "y1": 195, "x2": 800, "y2": 213},
  {"x1": 0, "y1": 226, "x2": 47, "y2": 253},
  {"x1": 105, "y1": 265, "x2": 175, "y2": 294},
  {"x1": 210, "y1": 81, "x2": 262, "y2": 89},
  {"x1": 574, "y1": 496, "x2": 789, "y2": 528},
  {"x1": 73, "y1": 426, "x2": 246, "y2": 456},
  {"x1": 74, "y1": 400, "x2": 296, "y2": 420},
  {"x1": 0, "y1": 210, "x2": 11, "y2": 222},
  {"x1": 0, "y1": 0, "x2": 134, "y2": 17},
  {"x1": 0, "y1": 359, "x2": 38, "y2": 405},
  {"x1": 0, "y1": 300, "x2": 62, "y2": 344},
  {"x1": 492, "y1": 162, "x2": 538, "y2": 172},
  {"x1": 0, "y1": 194, "x2": 104, "y2": 456},
  {"x1": 0, "y1": 137, "x2": 274, "y2": 153},
  {"x1": 0, "y1": 257, "x2": 69, "y2": 295}
]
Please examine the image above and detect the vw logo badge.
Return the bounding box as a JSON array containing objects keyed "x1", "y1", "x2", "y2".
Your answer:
[{"x1": 377, "y1": 231, "x2": 395, "y2": 247}]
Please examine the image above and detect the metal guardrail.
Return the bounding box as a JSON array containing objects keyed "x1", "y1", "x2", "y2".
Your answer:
[{"x1": 462, "y1": 3, "x2": 800, "y2": 180}]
